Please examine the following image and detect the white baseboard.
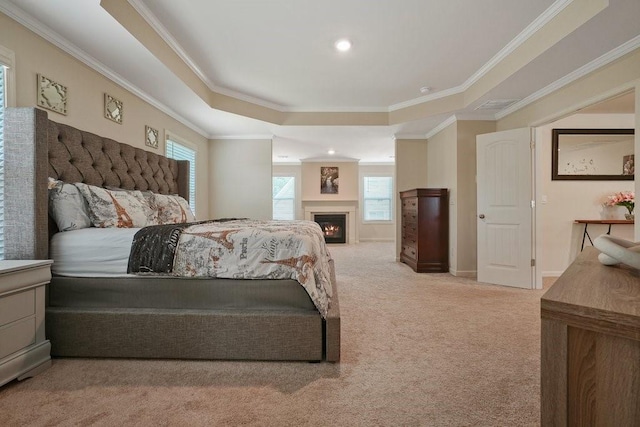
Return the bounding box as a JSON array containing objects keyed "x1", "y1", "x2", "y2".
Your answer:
[
  {"x1": 358, "y1": 238, "x2": 395, "y2": 242},
  {"x1": 542, "y1": 271, "x2": 564, "y2": 277},
  {"x1": 450, "y1": 269, "x2": 477, "y2": 278}
]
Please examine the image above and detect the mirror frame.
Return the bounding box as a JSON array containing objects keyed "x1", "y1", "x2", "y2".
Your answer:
[{"x1": 551, "y1": 128, "x2": 635, "y2": 181}]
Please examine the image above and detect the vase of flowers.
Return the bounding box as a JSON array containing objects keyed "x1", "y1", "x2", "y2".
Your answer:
[{"x1": 606, "y1": 191, "x2": 635, "y2": 220}]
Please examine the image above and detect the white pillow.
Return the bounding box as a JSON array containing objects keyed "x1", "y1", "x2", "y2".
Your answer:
[
  {"x1": 151, "y1": 193, "x2": 196, "y2": 224},
  {"x1": 75, "y1": 182, "x2": 155, "y2": 228},
  {"x1": 47, "y1": 178, "x2": 92, "y2": 231}
]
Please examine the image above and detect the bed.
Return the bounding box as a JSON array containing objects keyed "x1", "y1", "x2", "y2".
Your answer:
[{"x1": 3, "y1": 107, "x2": 340, "y2": 362}]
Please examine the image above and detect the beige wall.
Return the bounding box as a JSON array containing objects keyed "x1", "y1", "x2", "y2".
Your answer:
[
  {"x1": 395, "y1": 138, "x2": 428, "y2": 259},
  {"x1": 426, "y1": 124, "x2": 457, "y2": 272},
  {"x1": 536, "y1": 113, "x2": 635, "y2": 275},
  {"x1": 0, "y1": 12, "x2": 210, "y2": 217},
  {"x1": 456, "y1": 121, "x2": 496, "y2": 274},
  {"x1": 301, "y1": 161, "x2": 359, "y2": 201},
  {"x1": 209, "y1": 139, "x2": 273, "y2": 220}
]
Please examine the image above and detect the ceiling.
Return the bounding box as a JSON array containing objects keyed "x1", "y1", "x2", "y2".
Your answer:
[{"x1": 1, "y1": 0, "x2": 639, "y2": 163}]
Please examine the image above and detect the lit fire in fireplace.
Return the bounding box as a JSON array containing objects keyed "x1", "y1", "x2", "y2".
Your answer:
[{"x1": 323, "y1": 224, "x2": 341, "y2": 236}]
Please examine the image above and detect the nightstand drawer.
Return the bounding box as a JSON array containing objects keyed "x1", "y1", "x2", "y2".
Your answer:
[
  {"x1": 0, "y1": 317, "x2": 36, "y2": 359},
  {"x1": 0, "y1": 289, "x2": 35, "y2": 326}
]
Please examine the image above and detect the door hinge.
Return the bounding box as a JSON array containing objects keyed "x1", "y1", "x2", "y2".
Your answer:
[
  {"x1": 531, "y1": 200, "x2": 535, "y2": 208},
  {"x1": 531, "y1": 259, "x2": 536, "y2": 267},
  {"x1": 530, "y1": 140, "x2": 535, "y2": 150}
]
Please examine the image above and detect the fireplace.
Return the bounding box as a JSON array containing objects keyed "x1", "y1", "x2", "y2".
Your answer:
[{"x1": 314, "y1": 214, "x2": 347, "y2": 244}]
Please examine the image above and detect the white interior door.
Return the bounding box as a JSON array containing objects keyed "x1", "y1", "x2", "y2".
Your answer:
[{"x1": 477, "y1": 128, "x2": 533, "y2": 288}]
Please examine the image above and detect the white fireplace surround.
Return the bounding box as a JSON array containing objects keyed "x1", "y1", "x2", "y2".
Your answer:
[{"x1": 304, "y1": 204, "x2": 358, "y2": 244}]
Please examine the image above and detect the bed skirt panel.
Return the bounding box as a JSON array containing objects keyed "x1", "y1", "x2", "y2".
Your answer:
[{"x1": 46, "y1": 307, "x2": 323, "y2": 361}]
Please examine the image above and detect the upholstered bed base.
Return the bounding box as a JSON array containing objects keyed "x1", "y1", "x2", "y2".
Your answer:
[{"x1": 4, "y1": 108, "x2": 340, "y2": 362}]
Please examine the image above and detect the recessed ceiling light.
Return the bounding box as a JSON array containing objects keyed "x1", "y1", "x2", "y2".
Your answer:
[
  {"x1": 420, "y1": 86, "x2": 431, "y2": 94},
  {"x1": 277, "y1": 155, "x2": 288, "y2": 159},
  {"x1": 328, "y1": 149, "x2": 336, "y2": 155},
  {"x1": 334, "y1": 39, "x2": 351, "y2": 52}
]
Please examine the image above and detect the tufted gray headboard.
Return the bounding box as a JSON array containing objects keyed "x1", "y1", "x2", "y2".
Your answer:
[{"x1": 3, "y1": 107, "x2": 190, "y2": 260}]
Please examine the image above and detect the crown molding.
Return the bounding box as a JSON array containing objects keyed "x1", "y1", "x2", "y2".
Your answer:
[
  {"x1": 425, "y1": 115, "x2": 458, "y2": 139},
  {"x1": 393, "y1": 134, "x2": 427, "y2": 140},
  {"x1": 496, "y1": 35, "x2": 640, "y2": 120},
  {"x1": 128, "y1": 0, "x2": 287, "y2": 112},
  {"x1": 0, "y1": 0, "x2": 209, "y2": 138},
  {"x1": 464, "y1": 0, "x2": 573, "y2": 92},
  {"x1": 209, "y1": 134, "x2": 273, "y2": 140},
  {"x1": 389, "y1": 0, "x2": 573, "y2": 112}
]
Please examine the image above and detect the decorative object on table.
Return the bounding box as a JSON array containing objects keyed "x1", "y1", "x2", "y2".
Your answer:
[
  {"x1": 104, "y1": 93, "x2": 123, "y2": 124},
  {"x1": 145, "y1": 125, "x2": 159, "y2": 149},
  {"x1": 593, "y1": 235, "x2": 640, "y2": 270},
  {"x1": 605, "y1": 190, "x2": 634, "y2": 220},
  {"x1": 320, "y1": 166, "x2": 339, "y2": 194},
  {"x1": 37, "y1": 74, "x2": 67, "y2": 115}
]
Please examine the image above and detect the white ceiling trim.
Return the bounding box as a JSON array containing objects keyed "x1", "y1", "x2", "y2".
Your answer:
[
  {"x1": 425, "y1": 115, "x2": 458, "y2": 139},
  {"x1": 529, "y1": 81, "x2": 637, "y2": 127},
  {"x1": 128, "y1": 0, "x2": 287, "y2": 112},
  {"x1": 389, "y1": 0, "x2": 573, "y2": 112},
  {"x1": 210, "y1": 134, "x2": 273, "y2": 140},
  {"x1": 393, "y1": 134, "x2": 427, "y2": 140},
  {"x1": 0, "y1": 0, "x2": 209, "y2": 138},
  {"x1": 496, "y1": 35, "x2": 640, "y2": 120}
]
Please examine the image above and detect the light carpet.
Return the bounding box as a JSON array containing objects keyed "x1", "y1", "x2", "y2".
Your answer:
[{"x1": 0, "y1": 242, "x2": 549, "y2": 426}]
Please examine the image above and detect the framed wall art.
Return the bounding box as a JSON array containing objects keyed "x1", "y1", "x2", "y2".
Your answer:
[
  {"x1": 145, "y1": 125, "x2": 159, "y2": 149},
  {"x1": 104, "y1": 93, "x2": 123, "y2": 124},
  {"x1": 321, "y1": 166, "x2": 339, "y2": 194},
  {"x1": 37, "y1": 74, "x2": 67, "y2": 115}
]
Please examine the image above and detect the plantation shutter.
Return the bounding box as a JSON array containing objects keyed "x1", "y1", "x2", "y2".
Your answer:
[{"x1": 166, "y1": 139, "x2": 196, "y2": 213}]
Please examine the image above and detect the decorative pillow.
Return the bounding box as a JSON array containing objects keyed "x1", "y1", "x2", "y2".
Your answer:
[
  {"x1": 75, "y1": 182, "x2": 155, "y2": 228},
  {"x1": 152, "y1": 193, "x2": 196, "y2": 224},
  {"x1": 47, "y1": 178, "x2": 92, "y2": 231}
]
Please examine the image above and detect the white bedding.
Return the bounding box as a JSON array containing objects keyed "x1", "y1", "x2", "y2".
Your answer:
[{"x1": 50, "y1": 228, "x2": 140, "y2": 277}]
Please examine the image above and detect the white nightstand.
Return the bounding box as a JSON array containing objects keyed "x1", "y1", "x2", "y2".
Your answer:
[{"x1": 0, "y1": 260, "x2": 53, "y2": 387}]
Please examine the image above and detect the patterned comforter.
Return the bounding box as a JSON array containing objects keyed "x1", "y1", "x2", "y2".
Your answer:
[{"x1": 128, "y1": 219, "x2": 333, "y2": 318}]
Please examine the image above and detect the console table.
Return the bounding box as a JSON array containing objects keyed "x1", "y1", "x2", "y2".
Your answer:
[
  {"x1": 574, "y1": 219, "x2": 633, "y2": 251},
  {"x1": 541, "y1": 248, "x2": 640, "y2": 425}
]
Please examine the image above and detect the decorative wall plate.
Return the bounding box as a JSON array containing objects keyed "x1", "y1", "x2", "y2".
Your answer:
[
  {"x1": 104, "y1": 93, "x2": 123, "y2": 124},
  {"x1": 37, "y1": 74, "x2": 67, "y2": 115},
  {"x1": 145, "y1": 125, "x2": 159, "y2": 149}
]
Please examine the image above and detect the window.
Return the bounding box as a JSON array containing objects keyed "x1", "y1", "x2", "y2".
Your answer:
[
  {"x1": 273, "y1": 176, "x2": 295, "y2": 220},
  {"x1": 0, "y1": 64, "x2": 5, "y2": 258},
  {"x1": 363, "y1": 176, "x2": 393, "y2": 221},
  {"x1": 165, "y1": 134, "x2": 196, "y2": 214}
]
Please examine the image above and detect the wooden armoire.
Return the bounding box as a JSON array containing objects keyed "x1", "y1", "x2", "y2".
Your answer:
[{"x1": 400, "y1": 188, "x2": 449, "y2": 273}]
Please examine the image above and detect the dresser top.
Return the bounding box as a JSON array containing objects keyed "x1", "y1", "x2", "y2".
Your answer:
[
  {"x1": 0, "y1": 260, "x2": 53, "y2": 275},
  {"x1": 541, "y1": 248, "x2": 640, "y2": 326}
]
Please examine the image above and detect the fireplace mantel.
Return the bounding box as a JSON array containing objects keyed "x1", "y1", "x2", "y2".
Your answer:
[{"x1": 304, "y1": 202, "x2": 358, "y2": 244}]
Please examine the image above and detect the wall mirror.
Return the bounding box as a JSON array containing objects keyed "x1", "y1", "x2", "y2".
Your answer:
[{"x1": 552, "y1": 128, "x2": 635, "y2": 180}]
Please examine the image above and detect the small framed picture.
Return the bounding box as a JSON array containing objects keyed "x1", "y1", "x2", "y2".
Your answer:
[{"x1": 321, "y1": 166, "x2": 339, "y2": 194}]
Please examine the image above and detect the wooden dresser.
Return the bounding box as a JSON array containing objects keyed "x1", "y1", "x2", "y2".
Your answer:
[
  {"x1": 400, "y1": 188, "x2": 449, "y2": 273},
  {"x1": 541, "y1": 248, "x2": 640, "y2": 426}
]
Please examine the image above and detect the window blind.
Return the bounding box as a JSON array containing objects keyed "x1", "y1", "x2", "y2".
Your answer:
[
  {"x1": 273, "y1": 176, "x2": 295, "y2": 220},
  {"x1": 166, "y1": 139, "x2": 196, "y2": 214},
  {"x1": 0, "y1": 65, "x2": 5, "y2": 259},
  {"x1": 363, "y1": 176, "x2": 393, "y2": 221}
]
